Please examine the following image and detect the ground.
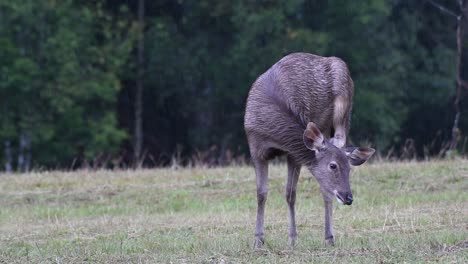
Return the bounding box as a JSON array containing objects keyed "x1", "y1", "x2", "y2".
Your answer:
[{"x1": 0, "y1": 160, "x2": 467, "y2": 263}]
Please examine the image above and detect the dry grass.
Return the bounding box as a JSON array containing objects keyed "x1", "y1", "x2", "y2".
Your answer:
[{"x1": 0, "y1": 160, "x2": 467, "y2": 263}]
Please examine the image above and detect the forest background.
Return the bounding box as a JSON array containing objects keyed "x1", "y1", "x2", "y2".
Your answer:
[{"x1": 1, "y1": 0, "x2": 468, "y2": 170}]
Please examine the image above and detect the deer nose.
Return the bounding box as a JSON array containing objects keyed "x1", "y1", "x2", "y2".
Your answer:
[{"x1": 345, "y1": 193, "x2": 353, "y2": 205}]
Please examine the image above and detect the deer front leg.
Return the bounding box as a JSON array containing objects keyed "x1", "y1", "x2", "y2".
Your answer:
[
  {"x1": 253, "y1": 159, "x2": 268, "y2": 249},
  {"x1": 322, "y1": 191, "x2": 335, "y2": 246},
  {"x1": 285, "y1": 156, "x2": 300, "y2": 247}
]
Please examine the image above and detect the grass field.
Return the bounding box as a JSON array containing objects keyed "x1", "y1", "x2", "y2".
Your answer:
[{"x1": 0, "y1": 160, "x2": 467, "y2": 263}]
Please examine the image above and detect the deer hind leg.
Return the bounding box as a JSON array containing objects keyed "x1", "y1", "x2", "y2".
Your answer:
[
  {"x1": 330, "y1": 96, "x2": 350, "y2": 148},
  {"x1": 253, "y1": 158, "x2": 268, "y2": 249},
  {"x1": 285, "y1": 156, "x2": 300, "y2": 247}
]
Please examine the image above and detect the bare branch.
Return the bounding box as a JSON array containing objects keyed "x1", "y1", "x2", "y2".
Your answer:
[{"x1": 426, "y1": 0, "x2": 459, "y2": 18}]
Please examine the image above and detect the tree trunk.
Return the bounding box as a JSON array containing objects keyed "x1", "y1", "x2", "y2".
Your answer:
[
  {"x1": 4, "y1": 140, "x2": 12, "y2": 173},
  {"x1": 134, "y1": 0, "x2": 145, "y2": 166},
  {"x1": 17, "y1": 132, "x2": 31, "y2": 172},
  {"x1": 450, "y1": 0, "x2": 467, "y2": 150}
]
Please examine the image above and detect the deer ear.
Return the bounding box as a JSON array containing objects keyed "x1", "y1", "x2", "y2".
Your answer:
[
  {"x1": 303, "y1": 122, "x2": 324, "y2": 151},
  {"x1": 344, "y1": 147, "x2": 375, "y2": 166}
]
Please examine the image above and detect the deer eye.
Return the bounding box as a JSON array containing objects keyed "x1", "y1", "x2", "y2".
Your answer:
[{"x1": 329, "y1": 162, "x2": 337, "y2": 170}]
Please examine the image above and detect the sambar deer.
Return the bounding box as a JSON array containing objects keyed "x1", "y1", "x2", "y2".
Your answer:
[{"x1": 244, "y1": 53, "x2": 375, "y2": 248}]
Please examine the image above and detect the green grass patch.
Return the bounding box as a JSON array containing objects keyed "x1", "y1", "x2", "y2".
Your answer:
[{"x1": 0, "y1": 160, "x2": 467, "y2": 263}]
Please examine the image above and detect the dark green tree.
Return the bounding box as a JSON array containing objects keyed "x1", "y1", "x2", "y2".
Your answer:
[{"x1": 0, "y1": 0, "x2": 135, "y2": 169}]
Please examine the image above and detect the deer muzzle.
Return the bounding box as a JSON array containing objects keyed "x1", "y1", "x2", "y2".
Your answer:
[{"x1": 334, "y1": 190, "x2": 353, "y2": 205}]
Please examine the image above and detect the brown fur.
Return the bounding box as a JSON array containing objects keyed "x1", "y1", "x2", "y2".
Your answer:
[
  {"x1": 245, "y1": 52, "x2": 353, "y2": 163},
  {"x1": 244, "y1": 52, "x2": 374, "y2": 248}
]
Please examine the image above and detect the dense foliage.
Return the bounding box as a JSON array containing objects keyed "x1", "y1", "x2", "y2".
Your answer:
[{"x1": 0, "y1": 0, "x2": 467, "y2": 169}]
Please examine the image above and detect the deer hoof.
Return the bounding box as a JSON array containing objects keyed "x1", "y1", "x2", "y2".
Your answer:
[
  {"x1": 253, "y1": 237, "x2": 264, "y2": 249},
  {"x1": 288, "y1": 236, "x2": 297, "y2": 248},
  {"x1": 324, "y1": 237, "x2": 335, "y2": 247}
]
